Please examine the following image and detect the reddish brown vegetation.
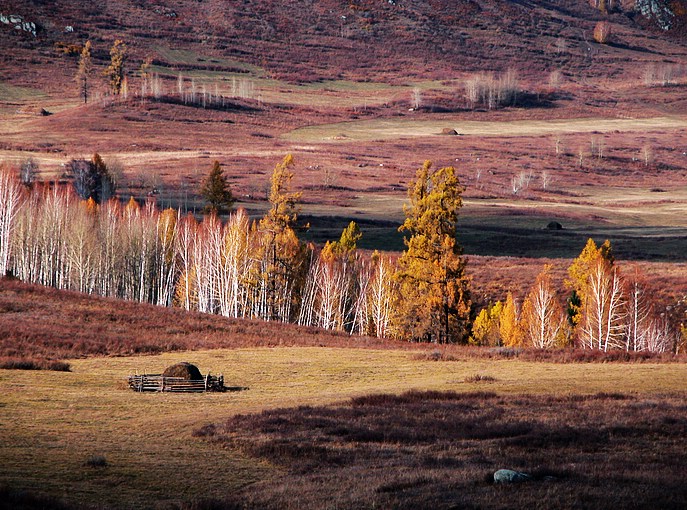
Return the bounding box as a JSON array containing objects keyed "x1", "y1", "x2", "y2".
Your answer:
[
  {"x1": 2, "y1": 269, "x2": 685, "y2": 370},
  {"x1": 412, "y1": 346, "x2": 685, "y2": 363},
  {"x1": 195, "y1": 390, "x2": 687, "y2": 509},
  {"x1": 594, "y1": 21, "x2": 613, "y2": 43},
  {"x1": 0, "y1": 277, "x2": 418, "y2": 368},
  {"x1": 1, "y1": 0, "x2": 677, "y2": 87}
]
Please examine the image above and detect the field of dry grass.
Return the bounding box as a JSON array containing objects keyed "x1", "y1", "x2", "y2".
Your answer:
[
  {"x1": 1, "y1": 276, "x2": 686, "y2": 507},
  {"x1": 284, "y1": 115, "x2": 687, "y2": 143},
  {"x1": 1, "y1": 347, "x2": 686, "y2": 509},
  {"x1": 205, "y1": 390, "x2": 687, "y2": 509}
]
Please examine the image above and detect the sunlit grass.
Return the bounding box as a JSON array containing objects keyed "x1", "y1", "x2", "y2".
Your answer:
[
  {"x1": 1, "y1": 347, "x2": 684, "y2": 508},
  {"x1": 0, "y1": 82, "x2": 47, "y2": 102},
  {"x1": 285, "y1": 116, "x2": 687, "y2": 143}
]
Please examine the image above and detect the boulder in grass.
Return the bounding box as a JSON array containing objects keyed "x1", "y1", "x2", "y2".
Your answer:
[
  {"x1": 546, "y1": 221, "x2": 563, "y2": 230},
  {"x1": 441, "y1": 128, "x2": 459, "y2": 135},
  {"x1": 162, "y1": 362, "x2": 203, "y2": 380},
  {"x1": 493, "y1": 469, "x2": 532, "y2": 484}
]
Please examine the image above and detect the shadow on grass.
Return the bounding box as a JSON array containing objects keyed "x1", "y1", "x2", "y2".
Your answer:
[{"x1": 196, "y1": 390, "x2": 687, "y2": 509}]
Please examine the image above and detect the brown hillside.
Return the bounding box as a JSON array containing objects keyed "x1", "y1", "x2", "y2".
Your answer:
[{"x1": 2, "y1": 0, "x2": 687, "y2": 89}]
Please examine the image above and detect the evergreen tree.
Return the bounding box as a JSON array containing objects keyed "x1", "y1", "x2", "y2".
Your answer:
[
  {"x1": 395, "y1": 161, "x2": 471, "y2": 343},
  {"x1": 76, "y1": 41, "x2": 92, "y2": 104},
  {"x1": 200, "y1": 161, "x2": 234, "y2": 214},
  {"x1": 68, "y1": 153, "x2": 115, "y2": 203}
]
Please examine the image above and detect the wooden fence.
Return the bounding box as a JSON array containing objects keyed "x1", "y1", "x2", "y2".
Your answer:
[{"x1": 127, "y1": 374, "x2": 226, "y2": 393}]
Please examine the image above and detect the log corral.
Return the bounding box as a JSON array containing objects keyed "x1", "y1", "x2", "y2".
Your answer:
[{"x1": 128, "y1": 362, "x2": 226, "y2": 392}]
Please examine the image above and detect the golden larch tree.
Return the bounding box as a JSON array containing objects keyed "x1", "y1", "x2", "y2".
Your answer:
[
  {"x1": 499, "y1": 292, "x2": 523, "y2": 347},
  {"x1": 566, "y1": 238, "x2": 613, "y2": 329},
  {"x1": 395, "y1": 161, "x2": 471, "y2": 343},
  {"x1": 257, "y1": 154, "x2": 307, "y2": 321},
  {"x1": 76, "y1": 41, "x2": 92, "y2": 104},
  {"x1": 104, "y1": 40, "x2": 127, "y2": 96}
]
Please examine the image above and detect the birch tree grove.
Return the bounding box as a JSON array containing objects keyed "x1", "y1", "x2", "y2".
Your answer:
[
  {"x1": 580, "y1": 261, "x2": 626, "y2": 351},
  {"x1": 298, "y1": 222, "x2": 364, "y2": 332},
  {"x1": 624, "y1": 267, "x2": 673, "y2": 353},
  {"x1": 521, "y1": 266, "x2": 565, "y2": 349},
  {"x1": 2, "y1": 156, "x2": 682, "y2": 352},
  {"x1": 0, "y1": 165, "x2": 23, "y2": 276},
  {"x1": 367, "y1": 251, "x2": 398, "y2": 338}
]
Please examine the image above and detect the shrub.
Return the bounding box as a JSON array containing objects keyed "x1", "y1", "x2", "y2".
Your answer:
[
  {"x1": 464, "y1": 69, "x2": 521, "y2": 110},
  {"x1": 85, "y1": 455, "x2": 107, "y2": 468},
  {"x1": 0, "y1": 357, "x2": 71, "y2": 372},
  {"x1": 593, "y1": 21, "x2": 612, "y2": 44},
  {"x1": 464, "y1": 373, "x2": 497, "y2": 383}
]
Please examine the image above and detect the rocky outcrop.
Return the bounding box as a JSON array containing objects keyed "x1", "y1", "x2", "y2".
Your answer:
[
  {"x1": 0, "y1": 13, "x2": 37, "y2": 36},
  {"x1": 635, "y1": 0, "x2": 676, "y2": 30}
]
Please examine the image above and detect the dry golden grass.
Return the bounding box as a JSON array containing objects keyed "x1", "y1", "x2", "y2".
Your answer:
[
  {"x1": 285, "y1": 116, "x2": 687, "y2": 143},
  {"x1": 1, "y1": 347, "x2": 685, "y2": 508}
]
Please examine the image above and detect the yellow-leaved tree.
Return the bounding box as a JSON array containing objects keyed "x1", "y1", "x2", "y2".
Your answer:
[
  {"x1": 499, "y1": 292, "x2": 523, "y2": 347},
  {"x1": 76, "y1": 41, "x2": 92, "y2": 104},
  {"x1": 395, "y1": 161, "x2": 471, "y2": 343},
  {"x1": 256, "y1": 154, "x2": 307, "y2": 322},
  {"x1": 566, "y1": 238, "x2": 613, "y2": 330},
  {"x1": 104, "y1": 39, "x2": 127, "y2": 96},
  {"x1": 470, "y1": 301, "x2": 502, "y2": 346}
]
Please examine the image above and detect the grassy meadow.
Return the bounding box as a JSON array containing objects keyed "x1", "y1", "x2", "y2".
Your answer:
[{"x1": 1, "y1": 347, "x2": 686, "y2": 508}]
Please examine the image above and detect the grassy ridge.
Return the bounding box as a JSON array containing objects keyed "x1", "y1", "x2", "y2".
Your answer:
[{"x1": 0, "y1": 277, "x2": 409, "y2": 369}]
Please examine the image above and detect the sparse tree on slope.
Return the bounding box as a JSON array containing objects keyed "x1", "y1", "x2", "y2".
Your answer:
[
  {"x1": 200, "y1": 161, "x2": 234, "y2": 214},
  {"x1": 76, "y1": 41, "x2": 92, "y2": 104},
  {"x1": 104, "y1": 40, "x2": 127, "y2": 96}
]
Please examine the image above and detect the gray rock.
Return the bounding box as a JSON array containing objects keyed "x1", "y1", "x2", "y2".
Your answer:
[
  {"x1": 0, "y1": 14, "x2": 9, "y2": 24},
  {"x1": 493, "y1": 469, "x2": 532, "y2": 484},
  {"x1": 9, "y1": 14, "x2": 22, "y2": 24},
  {"x1": 22, "y1": 21, "x2": 36, "y2": 36},
  {"x1": 636, "y1": 0, "x2": 675, "y2": 31}
]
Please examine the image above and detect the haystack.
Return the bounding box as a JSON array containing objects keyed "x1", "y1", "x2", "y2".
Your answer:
[{"x1": 162, "y1": 362, "x2": 203, "y2": 380}]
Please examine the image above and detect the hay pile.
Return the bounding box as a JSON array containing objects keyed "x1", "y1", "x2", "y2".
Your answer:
[{"x1": 162, "y1": 362, "x2": 203, "y2": 380}]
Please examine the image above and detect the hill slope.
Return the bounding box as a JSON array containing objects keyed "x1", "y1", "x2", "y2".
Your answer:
[{"x1": 2, "y1": 0, "x2": 687, "y2": 91}]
